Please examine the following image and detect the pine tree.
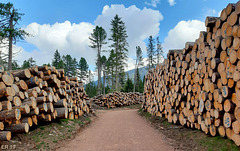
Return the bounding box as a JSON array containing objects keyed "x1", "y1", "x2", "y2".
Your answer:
[
  {"x1": 101, "y1": 55, "x2": 107, "y2": 95},
  {"x1": 21, "y1": 57, "x2": 36, "y2": 69},
  {"x1": 28, "y1": 57, "x2": 36, "y2": 67},
  {"x1": 156, "y1": 37, "x2": 163, "y2": 64},
  {"x1": 52, "y1": 50, "x2": 64, "y2": 69},
  {"x1": 106, "y1": 50, "x2": 116, "y2": 89},
  {"x1": 147, "y1": 35, "x2": 155, "y2": 69},
  {"x1": 109, "y1": 14, "x2": 129, "y2": 91},
  {"x1": 0, "y1": 2, "x2": 29, "y2": 70},
  {"x1": 123, "y1": 75, "x2": 133, "y2": 92},
  {"x1": 134, "y1": 46, "x2": 143, "y2": 92},
  {"x1": 78, "y1": 57, "x2": 88, "y2": 82},
  {"x1": 62, "y1": 54, "x2": 77, "y2": 76},
  {"x1": 135, "y1": 67, "x2": 141, "y2": 92},
  {"x1": 12, "y1": 60, "x2": 19, "y2": 70},
  {"x1": 89, "y1": 26, "x2": 107, "y2": 95},
  {"x1": 21, "y1": 60, "x2": 30, "y2": 69}
]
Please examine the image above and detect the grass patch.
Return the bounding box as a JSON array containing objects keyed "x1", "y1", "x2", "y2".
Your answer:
[
  {"x1": 38, "y1": 126, "x2": 45, "y2": 130},
  {"x1": 127, "y1": 104, "x2": 141, "y2": 109},
  {"x1": 27, "y1": 115, "x2": 93, "y2": 150},
  {"x1": 199, "y1": 136, "x2": 239, "y2": 151},
  {"x1": 138, "y1": 109, "x2": 240, "y2": 151}
]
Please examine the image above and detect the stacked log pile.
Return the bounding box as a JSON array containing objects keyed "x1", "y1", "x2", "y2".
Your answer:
[
  {"x1": 0, "y1": 66, "x2": 90, "y2": 141},
  {"x1": 92, "y1": 92, "x2": 142, "y2": 108},
  {"x1": 142, "y1": 2, "x2": 240, "y2": 146}
]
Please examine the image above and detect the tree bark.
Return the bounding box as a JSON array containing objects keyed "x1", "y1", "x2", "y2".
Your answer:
[
  {"x1": 8, "y1": 12, "x2": 14, "y2": 71},
  {"x1": 103, "y1": 70, "x2": 106, "y2": 95}
]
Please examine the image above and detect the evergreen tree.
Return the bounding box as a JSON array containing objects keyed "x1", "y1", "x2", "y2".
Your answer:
[
  {"x1": 123, "y1": 75, "x2": 133, "y2": 92},
  {"x1": 21, "y1": 57, "x2": 36, "y2": 69},
  {"x1": 52, "y1": 50, "x2": 64, "y2": 69},
  {"x1": 156, "y1": 37, "x2": 163, "y2": 64},
  {"x1": 72, "y1": 58, "x2": 78, "y2": 76},
  {"x1": 89, "y1": 26, "x2": 107, "y2": 95},
  {"x1": 0, "y1": 2, "x2": 29, "y2": 70},
  {"x1": 21, "y1": 60, "x2": 30, "y2": 69},
  {"x1": 78, "y1": 57, "x2": 88, "y2": 82},
  {"x1": 28, "y1": 57, "x2": 36, "y2": 67},
  {"x1": 62, "y1": 54, "x2": 77, "y2": 76},
  {"x1": 134, "y1": 46, "x2": 143, "y2": 92},
  {"x1": 135, "y1": 67, "x2": 141, "y2": 92},
  {"x1": 106, "y1": 50, "x2": 115, "y2": 89},
  {"x1": 147, "y1": 35, "x2": 155, "y2": 69},
  {"x1": 12, "y1": 60, "x2": 19, "y2": 70},
  {"x1": 109, "y1": 14, "x2": 129, "y2": 91},
  {"x1": 85, "y1": 70, "x2": 97, "y2": 98},
  {"x1": 101, "y1": 55, "x2": 107, "y2": 95}
]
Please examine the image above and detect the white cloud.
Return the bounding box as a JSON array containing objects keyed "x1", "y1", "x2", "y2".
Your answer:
[
  {"x1": 95, "y1": 4, "x2": 163, "y2": 58},
  {"x1": 19, "y1": 21, "x2": 95, "y2": 66},
  {"x1": 145, "y1": 0, "x2": 160, "y2": 7},
  {"x1": 126, "y1": 57, "x2": 149, "y2": 71},
  {"x1": 15, "y1": 4, "x2": 163, "y2": 72},
  {"x1": 168, "y1": 0, "x2": 176, "y2": 6},
  {"x1": 162, "y1": 20, "x2": 205, "y2": 53},
  {"x1": 218, "y1": 10, "x2": 221, "y2": 17}
]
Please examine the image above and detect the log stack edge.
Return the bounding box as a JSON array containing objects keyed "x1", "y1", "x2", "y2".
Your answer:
[{"x1": 142, "y1": 1, "x2": 240, "y2": 146}]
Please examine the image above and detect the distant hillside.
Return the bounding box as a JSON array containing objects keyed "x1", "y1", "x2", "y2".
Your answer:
[
  {"x1": 93, "y1": 66, "x2": 148, "y2": 86},
  {"x1": 125, "y1": 66, "x2": 148, "y2": 81}
]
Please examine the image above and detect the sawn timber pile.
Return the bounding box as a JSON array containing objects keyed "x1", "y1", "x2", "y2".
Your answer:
[
  {"x1": 92, "y1": 92, "x2": 143, "y2": 108},
  {"x1": 142, "y1": 2, "x2": 240, "y2": 146},
  {"x1": 0, "y1": 66, "x2": 90, "y2": 141}
]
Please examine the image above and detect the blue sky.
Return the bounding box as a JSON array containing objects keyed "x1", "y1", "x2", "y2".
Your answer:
[{"x1": 1, "y1": 0, "x2": 239, "y2": 71}]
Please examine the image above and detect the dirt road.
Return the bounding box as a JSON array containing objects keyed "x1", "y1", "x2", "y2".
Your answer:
[{"x1": 58, "y1": 109, "x2": 175, "y2": 151}]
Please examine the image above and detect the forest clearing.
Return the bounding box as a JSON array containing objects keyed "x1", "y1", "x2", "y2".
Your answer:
[{"x1": 0, "y1": 0, "x2": 240, "y2": 151}]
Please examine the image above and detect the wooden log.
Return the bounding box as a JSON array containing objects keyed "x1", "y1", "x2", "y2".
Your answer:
[
  {"x1": 11, "y1": 69, "x2": 31, "y2": 79},
  {"x1": 205, "y1": 16, "x2": 218, "y2": 27},
  {"x1": 218, "y1": 126, "x2": 226, "y2": 137},
  {"x1": 5, "y1": 123, "x2": 29, "y2": 133},
  {"x1": 21, "y1": 117, "x2": 33, "y2": 127},
  {"x1": 224, "y1": 113, "x2": 235, "y2": 128},
  {"x1": 0, "y1": 109, "x2": 21, "y2": 121},
  {"x1": 55, "y1": 108, "x2": 68, "y2": 119},
  {"x1": 15, "y1": 80, "x2": 28, "y2": 91},
  {"x1": 0, "y1": 131, "x2": 11, "y2": 141},
  {"x1": 0, "y1": 87, "x2": 15, "y2": 98}
]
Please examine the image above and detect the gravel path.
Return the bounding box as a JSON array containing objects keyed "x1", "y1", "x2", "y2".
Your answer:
[{"x1": 58, "y1": 109, "x2": 175, "y2": 151}]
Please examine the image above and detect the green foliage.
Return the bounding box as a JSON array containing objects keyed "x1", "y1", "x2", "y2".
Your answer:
[
  {"x1": 135, "y1": 67, "x2": 141, "y2": 92},
  {"x1": 134, "y1": 46, "x2": 143, "y2": 92},
  {"x1": 21, "y1": 57, "x2": 36, "y2": 69},
  {"x1": 101, "y1": 55, "x2": 107, "y2": 95},
  {"x1": 147, "y1": 35, "x2": 155, "y2": 69},
  {"x1": 89, "y1": 26, "x2": 107, "y2": 95},
  {"x1": 0, "y1": 2, "x2": 28, "y2": 40},
  {"x1": 106, "y1": 50, "x2": 116, "y2": 88},
  {"x1": 156, "y1": 36, "x2": 163, "y2": 64},
  {"x1": 12, "y1": 60, "x2": 20, "y2": 70},
  {"x1": 52, "y1": 50, "x2": 64, "y2": 69},
  {"x1": 123, "y1": 75, "x2": 133, "y2": 92},
  {"x1": 85, "y1": 82, "x2": 97, "y2": 98},
  {"x1": 62, "y1": 54, "x2": 77, "y2": 76},
  {"x1": 78, "y1": 57, "x2": 88, "y2": 82},
  {"x1": 109, "y1": 14, "x2": 129, "y2": 91},
  {"x1": 0, "y1": 2, "x2": 29, "y2": 70}
]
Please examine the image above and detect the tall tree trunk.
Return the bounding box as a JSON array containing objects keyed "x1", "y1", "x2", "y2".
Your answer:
[
  {"x1": 133, "y1": 55, "x2": 139, "y2": 92},
  {"x1": 115, "y1": 47, "x2": 118, "y2": 91},
  {"x1": 103, "y1": 70, "x2": 105, "y2": 95},
  {"x1": 8, "y1": 13, "x2": 14, "y2": 71},
  {"x1": 97, "y1": 55, "x2": 101, "y2": 95}
]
